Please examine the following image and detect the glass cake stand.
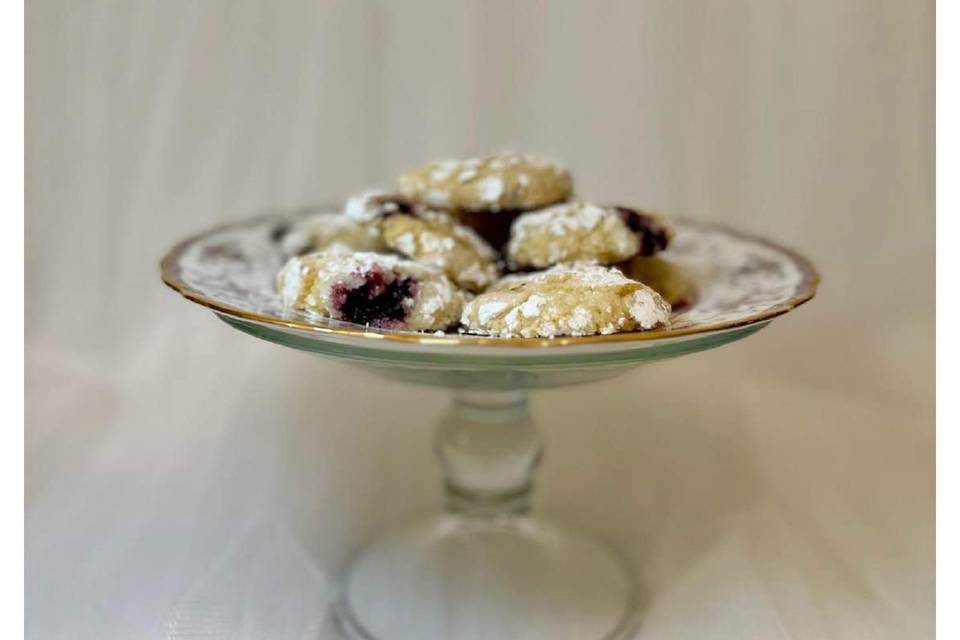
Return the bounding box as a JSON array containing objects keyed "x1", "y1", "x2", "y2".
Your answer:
[{"x1": 160, "y1": 206, "x2": 819, "y2": 640}]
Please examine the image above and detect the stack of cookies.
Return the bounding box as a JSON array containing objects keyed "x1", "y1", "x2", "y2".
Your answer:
[{"x1": 276, "y1": 153, "x2": 681, "y2": 338}]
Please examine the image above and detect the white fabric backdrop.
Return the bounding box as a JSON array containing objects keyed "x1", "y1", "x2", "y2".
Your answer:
[{"x1": 26, "y1": 1, "x2": 933, "y2": 638}]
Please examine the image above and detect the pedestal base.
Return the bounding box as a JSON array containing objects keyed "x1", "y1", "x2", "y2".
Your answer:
[{"x1": 334, "y1": 515, "x2": 639, "y2": 640}]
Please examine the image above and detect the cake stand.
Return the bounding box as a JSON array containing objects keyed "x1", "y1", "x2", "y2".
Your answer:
[{"x1": 160, "y1": 205, "x2": 818, "y2": 640}]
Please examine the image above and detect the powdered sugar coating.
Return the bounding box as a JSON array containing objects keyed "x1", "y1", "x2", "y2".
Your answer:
[
  {"x1": 344, "y1": 191, "x2": 410, "y2": 223},
  {"x1": 277, "y1": 249, "x2": 464, "y2": 331},
  {"x1": 506, "y1": 202, "x2": 641, "y2": 268},
  {"x1": 461, "y1": 262, "x2": 671, "y2": 338},
  {"x1": 343, "y1": 191, "x2": 499, "y2": 292},
  {"x1": 381, "y1": 211, "x2": 499, "y2": 292},
  {"x1": 396, "y1": 153, "x2": 572, "y2": 212}
]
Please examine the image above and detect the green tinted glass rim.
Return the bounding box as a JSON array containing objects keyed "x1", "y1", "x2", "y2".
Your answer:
[{"x1": 220, "y1": 315, "x2": 768, "y2": 368}]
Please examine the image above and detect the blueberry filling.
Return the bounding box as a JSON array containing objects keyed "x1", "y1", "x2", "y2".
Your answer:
[
  {"x1": 615, "y1": 207, "x2": 671, "y2": 256},
  {"x1": 330, "y1": 269, "x2": 418, "y2": 328}
]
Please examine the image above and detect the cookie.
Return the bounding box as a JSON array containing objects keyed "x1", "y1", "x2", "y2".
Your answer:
[
  {"x1": 506, "y1": 202, "x2": 673, "y2": 269},
  {"x1": 620, "y1": 255, "x2": 696, "y2": 310},
  {"x1": 613, "y1": 206, "x2": 673, "y2": 257},
  {"x1": 295, "y1": 212, "x2": 386, "y2": 255},
  {"x1": 460, "y1": 262, "x2": 671, "y2": 338},
  {"x1": 277, "y1": 248, "x2": 465, "y2": 331},
  {"x1": 379, "y1": 211, "x2": 500, "y2": 292},
  {"x1": 396, "y1": 153, "x2": 572, "y2": 212},
  {"x1": 344, "y1": 190, "x2": 418, "y2": 222},
  {"x1": 344, "y1": 191, "x2": 499, "y2": 292}
]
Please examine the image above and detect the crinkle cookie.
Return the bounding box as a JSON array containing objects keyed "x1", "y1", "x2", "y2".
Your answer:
[
  {"x1": 277, "y1": 249, "x2": 464, "y2": 331},
  {"x1": 269, "y1": 212, "x2": 385, "y2": 258},
  {"x1": 614, "y1": 206, "x2": 673, "y2": 256},
  {"x1": 396, "y1": 153, "x2": 572, "y2": 212},
  {"x1": 460, "y1": 263, "x2": 671, "y2": 338},
  {"x1": 506, "y1": 202, "x2": 673, "y2": 269},
  {"x1": 345, "y1": 191, "x2": 499, "y2": 292},
  {"x1": 301, "y1": 213, "x2": 386, "y2": 254},
  {"x1": 620, "y1": 255, "x2": 696, "y2": 310}
]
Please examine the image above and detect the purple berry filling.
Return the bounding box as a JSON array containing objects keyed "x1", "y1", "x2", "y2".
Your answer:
[
  {"x1": 330, "y1": 269, "x2": 418, "y2": 328},
  {"x1": 615, "y1": 207, "x2": 671, "y2": 256}
]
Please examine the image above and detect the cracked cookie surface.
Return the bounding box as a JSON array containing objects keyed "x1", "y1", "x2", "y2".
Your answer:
[
  {"x1": 345, "y1": 192, "x2": 499, "y2": 292},
  {"x1": 507, "y1": 202, "x2": 673, "y2": 269},
  {"x1": 460, "y1": 262, "x2": 671, "y2": 338},
  {"x1": 396, "y1": 154, "x2": 572, "y2": 212}
]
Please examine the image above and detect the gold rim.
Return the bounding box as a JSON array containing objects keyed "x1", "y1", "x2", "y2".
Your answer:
[{"x1": 159, "y1": 210, "x2": 820, "y2": 349}]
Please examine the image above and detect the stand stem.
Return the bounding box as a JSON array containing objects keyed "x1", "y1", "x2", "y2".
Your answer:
[
  {"x1": 338, "y1": 390, "x2": 638, "y2": 639},
  {"x1": 435, "y1": 391, "x2": 543, "y2": 517}
]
